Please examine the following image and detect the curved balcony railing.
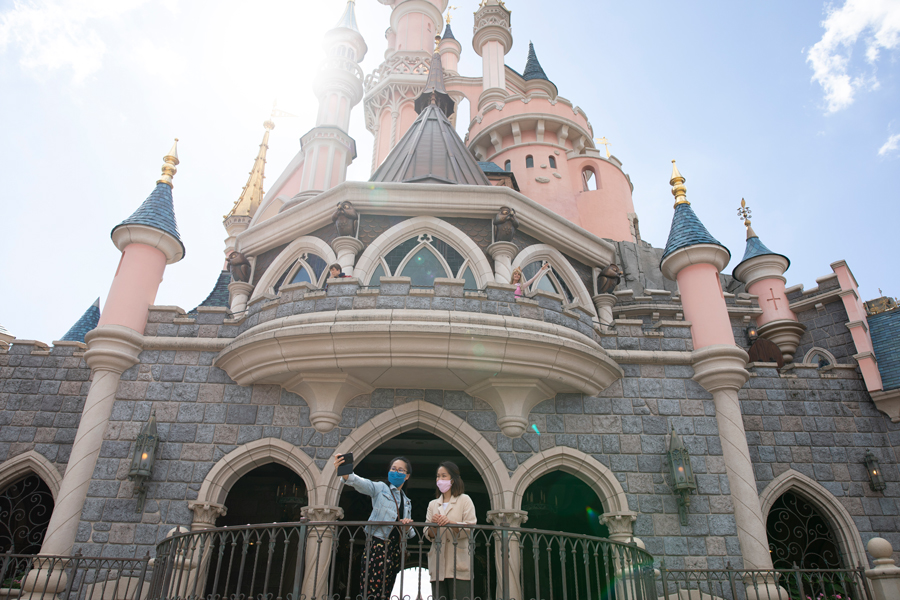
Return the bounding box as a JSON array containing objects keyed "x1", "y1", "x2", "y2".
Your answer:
[{"x1": 147, "y1": 521, "x2": 655, "y2": 600}]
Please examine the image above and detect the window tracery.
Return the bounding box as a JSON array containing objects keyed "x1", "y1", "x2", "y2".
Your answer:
[
  {"x1": 367, "y1": 233, "x2": 477, "y2": 289},
  {"x1": 275, "y1": 253, "x2": 328, "y2": 292}
]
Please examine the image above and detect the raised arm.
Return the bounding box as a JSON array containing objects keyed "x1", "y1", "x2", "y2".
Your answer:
[{"x1": 522, "y1": 263, "x2": 550, "y2": 289}]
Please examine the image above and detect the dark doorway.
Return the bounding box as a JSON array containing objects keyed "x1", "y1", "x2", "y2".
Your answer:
[
  {"x1": 335, "y1": 429, "x2": 492, "y2": 600},
  {"x1": 0, "y1": 474, "x2": 54, "y2": 555},
  {"x1": 205, "y1": 464, "x2": 308, "y2": 600},
  {"x1": 521, "y1": 471, "x2": 610, "y2": 600}
]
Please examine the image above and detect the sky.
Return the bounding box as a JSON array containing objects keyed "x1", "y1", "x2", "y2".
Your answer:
[{"x1": 1, "y1": 0, "x2": 898, "y2": 343}]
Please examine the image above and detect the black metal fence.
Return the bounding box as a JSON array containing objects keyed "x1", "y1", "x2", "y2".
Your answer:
[
  {"x1": 0, "y1": 551, "x2": 150, "y2": 600},
  {"x1": 146, "y1": 520, "x2": 656, "y2": 600},
  {"x1": 657, "y1": 563, "x2": 874, "y2": 600}
]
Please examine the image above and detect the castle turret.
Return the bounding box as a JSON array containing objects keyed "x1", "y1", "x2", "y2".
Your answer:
[
  {"x1": 438, "y1": 22, "x2": 461, "y2": 74},
  {"x1": 732, "y1": 201, "x2": 805, "y2": 362},
  {"x1": 472, "y1": 0, "x2": 513, "y2": 109},
  {"x1": 224, "y1": 119, "x2": 273, "y2": 255}
]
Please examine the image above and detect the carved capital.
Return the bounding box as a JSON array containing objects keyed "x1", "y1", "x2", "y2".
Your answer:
[
  {"x1": 691, "y1": 345, "x2": 750, "y2": 394},
  {"x1": 599, "y1": 511, "x2": 637, "y2": 543},
  {"x1": 188, "y1": 501, "x2": 227, "y2": 528},
  {"x1": 486, "y1": 509, "x2": 528, "y2": 528},
  {"x1": 302, "y1": 504, "x2": 345, "y2": 522},
  {"x1": 83, "y1": 325, "x2": 143, "y2": 374}
]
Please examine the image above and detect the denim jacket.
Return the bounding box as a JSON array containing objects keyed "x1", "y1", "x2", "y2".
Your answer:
[{"x1": 345, "y1": 473, "x2": 416, "y2": 541}]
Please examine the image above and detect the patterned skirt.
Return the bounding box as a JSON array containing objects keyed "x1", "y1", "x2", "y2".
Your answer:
[{"x1": 360, "y1": 532, "x2": 403, "y2": 600}]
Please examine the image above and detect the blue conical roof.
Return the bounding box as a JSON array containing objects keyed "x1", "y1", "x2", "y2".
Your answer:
[
  {"x1": 335, "y1": 0, "x2": 360, "y2": 32},
  {"x1": 523, "y1": 42, "x2": 549, "y2": 82},
  {"x1": 732, "y1": 231, "x2": 790, "y2": 279},
  {"x1": 190, "y1": 270, "x2": 232, "y2": 314},
  {"x1": 442, "y1": 24, "x2": 456, "y2": 40},
  {"x1": 111, "y1": 181, "x2": 185, "y2": 258},
  {"x1": 661, "y1": 203, "x2": 730, "y2": 262},
  {"x1": 60, "y1": 298, "x2": 100, "y2": 343}
]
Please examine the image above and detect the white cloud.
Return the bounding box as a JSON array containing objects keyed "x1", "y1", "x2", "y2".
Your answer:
[
  {"x1": 878, "y1": 132, "x2": 900, "y2": 155},
  {"x1": 0, "y1": 0, "x2": 152, "y2": 81},
  {"x1": 806, "y1": 0, "x2": 900, "y2": 113}
]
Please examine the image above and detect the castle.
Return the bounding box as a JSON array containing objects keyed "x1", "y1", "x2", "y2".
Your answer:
[{"x1": 1, "y1": 1, "x2": 899, "y2": 599}]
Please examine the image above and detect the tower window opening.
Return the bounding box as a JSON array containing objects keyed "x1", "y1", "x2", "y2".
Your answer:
[
  {"x1": 582, "y1": 168, "x2": 598, "y2": 191},
  {"x1": 504, "y1": 160, "x2": 511, "y2": 171},
  {"x1": 525, "y1": 155, "x2": 534, "y2": 168},
  {"x1": 548, "y1": 156, "x2": 556, "y2": 169}
]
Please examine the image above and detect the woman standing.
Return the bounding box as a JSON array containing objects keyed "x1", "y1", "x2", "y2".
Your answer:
[
  {"x1": 335, "y1": 453, "x2": 415, "y2": 600},
  {"x1": 510, "y1": 262, "x2": 550, "y2": 297},
  {"x1": 425, "y1": 461, "x2": 477, "y2": 600}
]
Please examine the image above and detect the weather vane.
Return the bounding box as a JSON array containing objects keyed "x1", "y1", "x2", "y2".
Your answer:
[
  {"x1": 446, "y1": 5, "x2": 457, "y2": 24},
  {"x1": 595, "y1": 137, "x2": 611, "y2": 158},
  {"x1": 270, "y1": 100, "x2": 298, "y2": 120},
  {"x1": 737, "y1": 198, "x2": 751, "y2": 228}
]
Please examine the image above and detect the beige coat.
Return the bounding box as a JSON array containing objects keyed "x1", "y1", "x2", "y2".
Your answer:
[{"x1": 424, "y1": 494, "x2": 477, "y2": 581}]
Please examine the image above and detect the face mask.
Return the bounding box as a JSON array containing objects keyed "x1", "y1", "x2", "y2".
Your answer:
[
  {"x1": 388, "y1": 471, "x2": 407, "y2": 488},
  {"x1": 436, "y1": 479, "x2": 452, "y2": 494}
]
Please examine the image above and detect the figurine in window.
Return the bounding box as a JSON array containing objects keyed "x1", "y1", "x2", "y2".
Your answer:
[
  {"x1": 510, "y1": 262, "x2": 549, "y2": 297},
  {"x1": 596, "y1": 263, "x2": 621, "y2": 295},
  {"x1": 493, "y1": 206, "x2": 519, "y2": 242},
  {"x1": 226, "y1": 251, "x2": 251, "y2": 283},
  {"x1": 332, "y1": 200, "x2": 358, "y2": 238}
]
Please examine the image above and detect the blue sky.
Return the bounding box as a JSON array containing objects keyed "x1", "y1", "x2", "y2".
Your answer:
[{"x1": 1, "y1": 0, "x2": 897, "y2": 343}]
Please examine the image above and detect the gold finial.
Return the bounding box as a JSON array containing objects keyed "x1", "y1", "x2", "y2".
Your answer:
[
  {"x1": 595, "y1": 137, "x2": 611, "y2": 158},
  {"x1": 670, "y1": 160, "x2": 688, "y2": 207},
  {"x1": 434, "y1": 34, "x2": 441, "y2": 53},
  {"x1": 737, "y1": 198, "x2": 757, "y2": 239},
  {"x1": 225, "y1": 118, "x2": 272, "y2": 220},
  {"x1": 157, "y1": 138, "x2": 179, "y2": 187},
  {"x1": 446, "y1": 5, "x2": 457, "y2": 24}
]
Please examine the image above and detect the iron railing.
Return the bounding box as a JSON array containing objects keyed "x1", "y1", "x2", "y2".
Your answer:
[
  {"x1": 657, "y1": 563, "x2": 874, "y2": 600},
  {"x1": 147, "y1": 520, "x2": 656, "y2": 600},
  {"x1": 0, "y1": 551, "x2": 151, "y2": 600}
]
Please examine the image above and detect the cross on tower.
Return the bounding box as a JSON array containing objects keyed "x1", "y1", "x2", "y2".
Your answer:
[
  {"x1": 595, "y1": 137, "x2": 611, "y2": 158},
  {"x1": 766, "y1": 288, "x2": 781, "y2": 310}
]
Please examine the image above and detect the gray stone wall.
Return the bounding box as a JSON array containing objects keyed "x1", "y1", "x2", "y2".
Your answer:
[{"x1": 794, "y1": 297, "x2": 858, "y2": 366}]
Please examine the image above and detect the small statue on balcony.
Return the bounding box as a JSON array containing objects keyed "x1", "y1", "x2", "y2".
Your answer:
[
  {"x1": 493, "y1": 206, "x2": 519, "y2": 242},
  {"x1": 332, "y1": 201, "x2": 359, "y2": 238},
  {"x1": 596, "y1": 263, "x2": 621, "y2": 294},
  {"x1": 226, "y1": 251, "x2": 252, "y2": 283}
]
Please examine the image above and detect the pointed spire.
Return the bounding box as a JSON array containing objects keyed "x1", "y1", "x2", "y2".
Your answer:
[
  {"x1": 60, "y1": 298, "x2": 101, "y2": 343},
  {"x1": 670, "y1": 160, "x2": 688, "y2": 207},
  {"x1": 732, "y1": 199, "x2": 790, "y2": 278},
  {"x1": 190, "y1": 270, "x2": 232, "y2": 313},
  {"x1": 414, "y1": 36, "x2": 455, "y2": 117},
  {"x1": 442, "y1": 23, "x2": 456, "y2": 40},
  {"x1": 226, "y1": 120, "x2": 274, "y2": 219},
  {"x1": 523, "y1": 42, "x2": 549, "y2": 81},
  {"x1": 335, "y1": 0, "x2": 360, "y2": 32},
  {"x1": 157, "y1": 139, "x2": 179, "y2": 187}
]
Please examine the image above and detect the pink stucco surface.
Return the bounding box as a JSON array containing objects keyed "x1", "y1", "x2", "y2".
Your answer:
[
  {"x1": 833, "y1": 262, "x2": 883, "y2": 391},
  {"x1": 677, "y1": 263, "x2": 735, "y2": 349},
  {"x1": 747, "y1": 279, "x2": 797, "y2": 327},
  {"x1": 99, "y1": 243, "x2": 167, "y2": 334}
]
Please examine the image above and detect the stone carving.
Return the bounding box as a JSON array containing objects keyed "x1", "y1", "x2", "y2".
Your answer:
[
  {"x1": 331, "y1": 201, "x2": 358, "y2": 238},
  {"x1": 493, "y1": 206, "x2": 519, "y2": 242},
  {"x1": 596, "y1": 264, "x2": 621, "y2": 294},
  {"x1": 226, "y1": 251, "x2": 251, "y2": 283}
]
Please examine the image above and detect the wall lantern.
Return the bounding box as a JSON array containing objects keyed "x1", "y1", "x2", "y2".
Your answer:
[
  {"x1": 128, "y1": 411, "x2": 159, "y2": 513},
  {"x1": 865, "y1": 449, "x2": 886, "y2": 492},
  {"x1": 746, "y1": 324, "x2": 759, "y2": 342},
  {"x1": 667, "y1": 425, "x2": 696, "y2": 525}
]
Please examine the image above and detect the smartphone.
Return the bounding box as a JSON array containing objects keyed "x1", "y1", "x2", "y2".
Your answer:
[{"x1": 337, "y1": 452, "x2": 354, "y2": 476}]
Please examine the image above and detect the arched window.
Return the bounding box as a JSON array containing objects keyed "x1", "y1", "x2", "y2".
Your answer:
[
  {"x1": 548, "y1": 156, "x2": 557, "y2": 169},
  {"x1": 582, "y1": 168, "x2": 598, "y2": 191},
  {"x1": 522, "y1": 260, "x2": 574, "y2": 302},
  {"x1": 504, "y1": 160, "x2": 511, "y2": 171},
  {"x1": 0, "y1": 474, "x2": 54, "y2": 554},
  {"x1": 525, "y1": 155, "x2": 534, "y2": 168},
  {"x1": 368, "y1": 234, "x2": 478, "y2": 290},
  {"x1": 803, "y1": 347, "x2": 836, "y2": 368},
  {"x1": 274, "y1": 253, "x2": 328, "y2": 293}
]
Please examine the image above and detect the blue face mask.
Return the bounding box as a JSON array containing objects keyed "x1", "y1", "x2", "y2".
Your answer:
[{"x1": 388, "y1": 471, "x2": 407, "y2": 488}]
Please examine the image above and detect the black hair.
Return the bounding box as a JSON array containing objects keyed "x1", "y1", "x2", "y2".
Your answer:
[
  {"x1": 436, "y1": 461, "x2": 464, "y2": 498},
  {"x1": 329, "y1": 263, "x2": 342, "y2": 273},
  {"x1": 389, "y1": 456, "x2": 412, "y2": 476}
]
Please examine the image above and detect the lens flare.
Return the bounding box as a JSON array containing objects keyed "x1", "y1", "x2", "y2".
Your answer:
[{"x1": 531, "y1": 424, "x2": 541, "y2": 435}]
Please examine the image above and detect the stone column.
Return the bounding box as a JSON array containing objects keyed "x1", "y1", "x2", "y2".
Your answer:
[
  {"x1": 331, "y1": 236, "x2": 365, "y2": 275},
  {"x1": 599, "y1": 512, "x2": 641, "y2": 600},
  {"x1": 23, "y1": 325, "x2": 143, "y2": 596},
  {"x1": 599, "y1": 511, "x2": 636, "y2": 544},
  {"x1": 487, "y1": 510, "x2": 527, "y2": 600},
  {"x1": 487, "y1": 241, "x2": 518, "y2": 284},
  {"x1": 692, "y1": 345, "x2": 786, "y2": 599},
  {"x1": 182, "y1": 502, "x2": 228, "y2": 599},
  {"x1": 592, "y1": 293, "x2": 617, "y2": 331},
  {"x1": 228, "y1": 281, "x2": 254, "y2": 316},
  {"x1": 300, "y1": 505, "x2": 344, "y2": 600},
  {"x1": 866, "y1": 538, "x2": 900, "y2": 600}
]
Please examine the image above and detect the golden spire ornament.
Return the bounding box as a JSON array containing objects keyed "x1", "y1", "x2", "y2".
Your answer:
[
  {"x1": 157, "y1": 139, "x2": 179, "y2": 187},
  {"x1": 670, "y1": 160, "x2": 688, "y2": 207},
  {"x1": 446, "y1": 5, "x2": 457, "y2": 24},
  {"x1": 595, "y1": 137, "x2": 611, "y2": 158},
  {"x1": 737, "y1": 198, "x2": 757, "y2": 239}
]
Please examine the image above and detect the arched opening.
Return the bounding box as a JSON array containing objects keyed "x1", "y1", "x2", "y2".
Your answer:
[
  {"x1": 582, "y1": 167, "x2": 598, "y2": 191},
  {"x1": 454, "y1": 96, "x2": 471, "y2": 140},
  {"x1": 522, "y1": 260, "x2": 574, "y2": 303},
  {"x1": 803, "y1": 347, "x2": 836, "y2": 368},
  {"x1": 504, "y1": 159, "x2": 511, "y2": 172},
  {"x1": 204, "y1": 464, "x2": 309, "y2": 599},
  {"x1": 521, "y1": 471, "x2": 609, "y2": 600},
  {"x1": 548, "y1": 156, "x2": 557, "y2": 169},
  {"x1": 335, "y1": 429, "x2": 492, "y2": 600},
  {"x1": 525, "y1": 155, "x2": 534, "y2": 168},
  {"x1": 0, "y1": 473, "x2": 54, "y2": 554}
]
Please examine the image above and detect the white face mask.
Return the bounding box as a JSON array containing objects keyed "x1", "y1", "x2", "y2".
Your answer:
[{"x1": 436, "y1": 479, "x2": 452, "y2": 493}]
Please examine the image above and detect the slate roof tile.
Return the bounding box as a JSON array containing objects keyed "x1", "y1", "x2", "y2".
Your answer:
[
  {"x1": 60, "y1": 298, "x2": 100, "y2": 343},
  {"x1": 112, "y1": 182, "x2": 185, "y2": 258},
  {"x1": 191, "y1": 270, "x2": 232, "y2": 314},
  {"x1": 868, "y1": 309, "x2": 900, "y2": 391},
  {"x1": 662, "y1": 203, "x2": 729, "y2": 261}
]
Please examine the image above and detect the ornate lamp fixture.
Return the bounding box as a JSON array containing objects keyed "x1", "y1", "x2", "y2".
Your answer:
[
  {"x1": 746, "y1": 324, "x2": 759, "y2": 342},
  {"x1": 128, "y1": 412, "x2": 158, "y2": 513},
  {"x1": 667, "y1": 425, "x2": 696, "y2": 525},
  {"x1": 865, "y1": 450, "x2": 886, "y2": 492}
]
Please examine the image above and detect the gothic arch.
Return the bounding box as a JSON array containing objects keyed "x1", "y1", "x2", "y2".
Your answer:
[
  {"x1": 319, "y1": 401, "x2": 512, "y2": 510},
  {"x1": 0, "y1": 451, "x2": 62, "y2": 500},
  {"x1": 759, "y1": 469, "x2": 867, "y2": 568},
  {"x1": 508, "y1": 447, "x2": 629, "y2": 515},
  {"x1": 353, "y1": 216, "x2": 493, "y2": 287},
  {"x1": 802, "y1": 347, "x2": 837, "y2": 367},
  {"x1": 511, "y1": 244, "x2": 596, "y2": 316},
  {"x1": 197, "y1": 438, "x2": 321, "y2": 506},
  {"x1": 251, "y1": 236, "x2": 337, "y2": 299}
]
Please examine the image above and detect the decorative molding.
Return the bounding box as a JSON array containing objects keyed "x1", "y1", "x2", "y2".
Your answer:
[
  {"x1": 870, "y1": 388, "x2": 900, "y2": 423},
  {"x1": 0, "y1": 450, "x2": 63, "y2": 500},
  {"x1": 250, "y1": 236, "x2": 337, "y2": 300},
  {"x1": 111, "y1": 223, "x2": 184, "y2": 264}
]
